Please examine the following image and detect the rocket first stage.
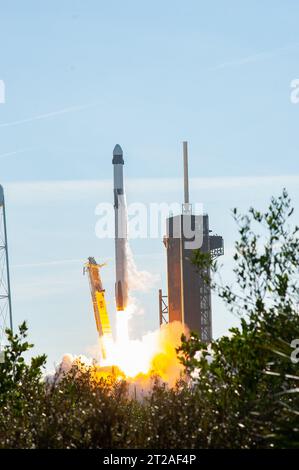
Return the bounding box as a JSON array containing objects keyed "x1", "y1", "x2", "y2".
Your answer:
[{"x1": 113, "y1": 144, "x2": 129, "y2": 311}]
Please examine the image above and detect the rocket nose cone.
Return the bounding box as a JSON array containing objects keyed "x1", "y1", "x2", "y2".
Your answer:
[
  {"x1": 112, "y1": 144, "x2": 124, "y2": 164},
  {"x1": 113, "y1": 144, "x2": 123, "y2": 156}
]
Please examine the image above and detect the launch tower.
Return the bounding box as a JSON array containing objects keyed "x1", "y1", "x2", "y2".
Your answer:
[{"x1": 161, "y1": 143, "x2": 223, "y2": 342}]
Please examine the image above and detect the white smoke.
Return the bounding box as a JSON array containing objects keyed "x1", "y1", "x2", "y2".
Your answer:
[
  {"x1": 126, "y1": 242, "x2": 160, "y2": 292},
  {"x1": 45, "y1": 353, "x2": 95, "y2": 384},
  {"x1": 45, "y1": 321, "x2": 187, "y2": 396}
]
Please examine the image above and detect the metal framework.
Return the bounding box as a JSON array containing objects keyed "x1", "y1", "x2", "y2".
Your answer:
[
  {"x1": 211, "y1": 247, "x2": 224, "y2": 259},
  {"x1": 159, "y1": 288, "x2": 169, "y2": 325},
  {"x1": 199, "y1": 238, "x2": 224, "y2": 342},
  {"x1": 0, "y1": 185, "x2": 13, "y2": 348},
  {"x1": 198, "y1": 266, "x2": 212, "y2": 342}
]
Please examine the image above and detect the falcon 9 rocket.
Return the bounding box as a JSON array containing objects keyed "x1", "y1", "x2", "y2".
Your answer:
[{"x1": 113, "y1": 144, "x2": 129, "y2": 311}]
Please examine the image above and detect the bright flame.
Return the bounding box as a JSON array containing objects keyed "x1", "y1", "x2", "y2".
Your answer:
[
  {"x1": 99, "y1": 303, "x2": 188, "y2": 385},
  {"x1": 102, "y1": 306, "x2": 157, "y2": 377},
  {"x1": 50, "y1": 316, "x2": 188, "y2": 392}
]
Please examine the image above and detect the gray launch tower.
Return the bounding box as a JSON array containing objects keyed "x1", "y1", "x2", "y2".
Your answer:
[{"x1": 161, "y1": 143, "x2": 223, "y2": 342}]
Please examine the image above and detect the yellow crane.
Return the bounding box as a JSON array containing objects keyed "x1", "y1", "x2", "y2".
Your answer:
[{"x1": 84, "y1": 257, "x2": 112, "y2": 359}]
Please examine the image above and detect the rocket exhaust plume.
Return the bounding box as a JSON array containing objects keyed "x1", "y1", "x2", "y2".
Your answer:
[
  {"x1": 113, "y1": 144, "x2": 129, "y2": 311},
  {"x1": 51, "y1": 321, "x2": 188, "y2": 393}
]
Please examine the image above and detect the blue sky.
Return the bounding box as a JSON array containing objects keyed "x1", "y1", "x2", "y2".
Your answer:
[{"x1": 0, "y1": 1, "x2": 298, "y2": 368}]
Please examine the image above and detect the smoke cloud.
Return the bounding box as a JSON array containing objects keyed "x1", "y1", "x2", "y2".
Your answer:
[
  {"x1": 47, "y1": 321, "x2": 188, "y2": 395},
  {"x1": 126, "y1": 242, "x2": 160, "y2": 292}
]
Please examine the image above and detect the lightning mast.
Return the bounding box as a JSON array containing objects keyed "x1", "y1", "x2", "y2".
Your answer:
[{"x1": 0, "y1": 185, "x2": 13, "y2": 349}]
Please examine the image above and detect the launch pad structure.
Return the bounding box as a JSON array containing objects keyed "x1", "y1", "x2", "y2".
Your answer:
[{"x1": 160, "y1": 143, "x2": 224, "y2": 342}]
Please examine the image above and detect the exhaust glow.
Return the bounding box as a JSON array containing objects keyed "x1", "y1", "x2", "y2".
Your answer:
[{"x1": 100, "y1": 304, "x2": 187, "y2": 385}]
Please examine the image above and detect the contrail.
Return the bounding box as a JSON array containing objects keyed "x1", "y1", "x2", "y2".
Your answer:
[
  {"x1": 13, "y1": 257, "x2": 114, "y2": 269},
  {"x1": 208, "y1": 43, "x2": 299, "y2": 72},
  {"x1": 0, "y1": 148, "x2": 33, "y2": 160},
  {"x1": 0, "y1": 104, "x2": 94, "y2": 129},
  {"x1": 13, "y1": 258, "x2": 86, "y2": 269}
]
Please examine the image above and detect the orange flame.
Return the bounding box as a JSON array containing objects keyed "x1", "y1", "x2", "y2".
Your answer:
[
  {"x1": 99, "y1": 304, "x2": 188, "y2": 387},
  {"x1": 53, "y1": 308, "x2": 188, "y2": 391}
]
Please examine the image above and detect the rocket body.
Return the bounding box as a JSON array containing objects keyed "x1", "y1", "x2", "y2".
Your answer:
[{"x1": 113, "y1": 144, "x2": 128, "y2": 311}]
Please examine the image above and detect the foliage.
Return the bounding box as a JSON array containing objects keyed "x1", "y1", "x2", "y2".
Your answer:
[{"x1": 0, "y1": 322, "x2": 46, "y2": 407}]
